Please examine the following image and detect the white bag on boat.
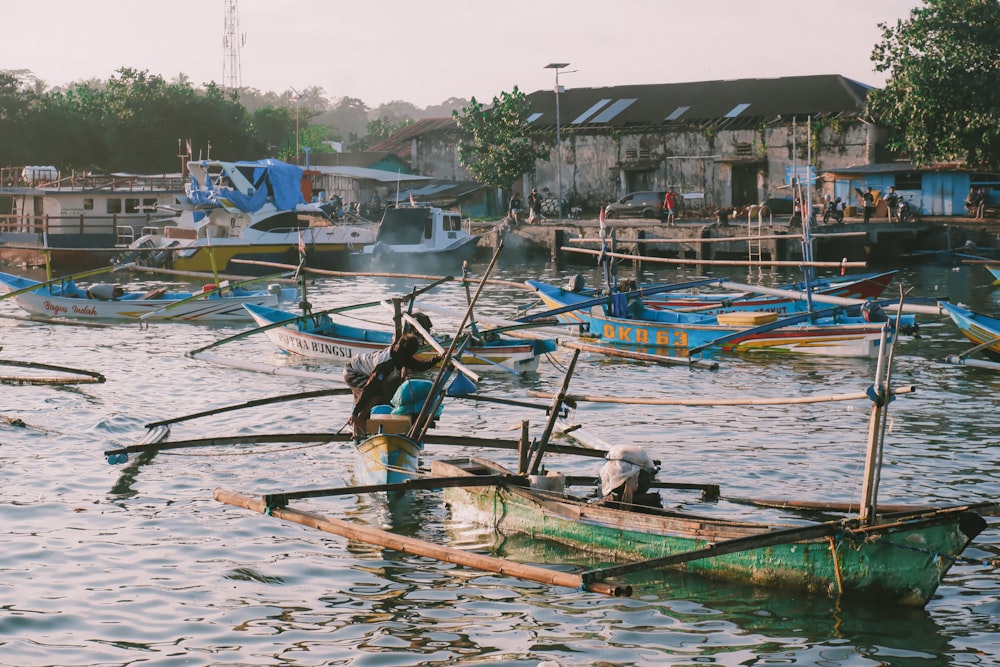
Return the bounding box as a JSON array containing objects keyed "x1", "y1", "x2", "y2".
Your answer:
[{"x1": 599, "y1": 445, "x2": 659, "y2": 497}]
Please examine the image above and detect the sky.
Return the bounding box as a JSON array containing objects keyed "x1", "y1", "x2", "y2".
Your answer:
[{"x1": 4, "y1": 0, "x2": 920, "y2": 109}]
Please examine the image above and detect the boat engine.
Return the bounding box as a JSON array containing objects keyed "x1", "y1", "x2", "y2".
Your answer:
[{"x1": 599, "y1": 445, "x2": 661, "y2": 507}]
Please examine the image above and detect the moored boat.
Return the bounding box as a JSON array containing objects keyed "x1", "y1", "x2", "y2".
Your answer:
[
  {"x1": 243, "y1": 302, "x2": 555, "y2": 373},
  {"x1": 429, "y1": 455, "x2": 988, "y2": 607},
  {"x1": 526, "y1": 279, "x2": 915, "y2": 358},
  {"x1": 643, "y1": 271, "x2": 897, "y2": 315},
  {"x1": 941, "y1": 301, "x2": 1000, "y2": 370},
  {"x1": 0, "y1": 270, "x2": 297, "y2": 322},
  {"x1": 0, "y1": 165, "x2": 186, "y2": 269},
  {"x1": 349, "y1": 204, "x2": 482, "y2": 272},
  {"x1": 114, "y1": 159, "x2": 376, "y2": 275}
]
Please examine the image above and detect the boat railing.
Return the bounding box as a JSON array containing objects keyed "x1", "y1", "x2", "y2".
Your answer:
[
  {"x1": 0, "y1": 166, "x2": 186, "y2": 192},
  {"x1": 116, "y1": 226, "x2": 136, "y2": 246},
  {"x1": 0, "y1": 212, "x2": 162, "y2": 238}
]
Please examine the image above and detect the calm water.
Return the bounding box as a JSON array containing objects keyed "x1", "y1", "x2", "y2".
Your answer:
[{"x1": 1, "y1": 257, "x2": 998, "y2": 667}]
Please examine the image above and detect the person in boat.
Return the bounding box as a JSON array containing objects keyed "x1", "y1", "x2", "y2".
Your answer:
[{"x1": 344, "y1": 332, "x2": 442, "y2": 439}]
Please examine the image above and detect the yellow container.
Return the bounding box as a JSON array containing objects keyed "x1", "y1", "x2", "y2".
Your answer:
[
  {"x1": 717, "y1": 311, "x2": 779, "y2": 326},
  {"x1": 369, "y1": 414, "x2": 412, "y2": 435}
]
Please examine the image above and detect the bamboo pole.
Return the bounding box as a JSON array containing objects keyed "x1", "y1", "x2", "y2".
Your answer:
[
  {"x1": 410, "y1": 240, "x2": 505, "y2": 442},
  {"x1": 528, "y1": 349, "x2": 580, "y2": 475},
  {"x1": 187, "y1": 351, "x2": 342, "y2": 381},
  {"x1": 568, "y1": 231, "x2": 870, "y2": 245},
  {"x1": 214, "y1": 488, "x2": 631, "y2": 597},
  {"x1": 557, "y1": 339, "x2": 719, "y2": 370},
  {"x1": 563, "y1": 246, "x2": 866, "y2": 269},
  {"x1": 0, "y1": 359, "x2": 105, "y2": 384},
  {"x1": 528, "y1": 386, "x2": 914, "y2": 406},
  {"x1": 716, "y1": 280, "x2": 943, "y2": 317},
  {"x1": 230, "y1": 258, "x2": 529, "y2": 290},
  {"x1": 125, "y1": 264, "x2": 291, "y2": 283},
  {"x1": 145, "y1": 388, "x2": 352, "y2": 429},
  {"x1": 0, "y1": 263, "x2": 135, "y2": 302},
  {"x1": 103, "y1": 432, "x2": 611, "y2": 461}
]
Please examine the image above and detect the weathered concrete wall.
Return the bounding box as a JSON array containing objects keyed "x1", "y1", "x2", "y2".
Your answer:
[
  {"x1": 411, "y1": 135, "x2": 473, "y2": 181},
  {"x1": 410, "y1": 119, "x2": 873, "y2": 215}
]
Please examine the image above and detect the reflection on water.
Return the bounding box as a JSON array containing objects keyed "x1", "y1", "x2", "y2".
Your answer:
[{"x1": 0, "y1": 261, "x2": 998, "y2": 665}]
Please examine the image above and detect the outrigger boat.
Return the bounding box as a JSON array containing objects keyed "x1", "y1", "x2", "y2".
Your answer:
[
  {"x1": 0, "y1": 269, "x2": 297, "y2": 323},
  {"x1": 243, "y1": 302, "x2": 555, "y2": 373},
  {"x1": 941, "y1": 301, "x2": 1000, "y2": 371},
  {"x1": 525, "y1": 279, "x2": 916, "y2": 358},
  {"x1": 642, "y1": 271, "x2": 897, "y2": 315}
]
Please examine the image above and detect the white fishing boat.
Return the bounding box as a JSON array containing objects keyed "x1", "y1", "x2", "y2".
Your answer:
[
  {"x1": 350, "y1": 204, "x2": 481, "y2": 272},
  {"x1": 0, "y1": 165, "x2": 186, "y2": 269},
  {"x1": 114, "y1": 159, "x2": 376, "y2": 275},
  {"x1": 0, "y1": 270, "x2": 297, "y2": 323}
]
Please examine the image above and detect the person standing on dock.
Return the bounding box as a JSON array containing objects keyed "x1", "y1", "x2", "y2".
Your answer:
[
  {"x1": 528, "y1": 188, "x2": 544, "y2": 224},
  {"x1": 862, "y1": 187, "x2": 875, "y2": 224},
  {"x1": 884, "y1": 186, "x2": 899, "y2": 223},
  {"x1": 664, "y1": 189, "x2": 678, "y2": 226},
  {"x1": 344, "y1": 332, "x2": 442, "y2": 439}
]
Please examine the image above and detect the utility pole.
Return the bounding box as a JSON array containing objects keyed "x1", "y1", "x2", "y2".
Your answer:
[{"x1": 223, "y1": 0, "x2": 243, "y2": 94}]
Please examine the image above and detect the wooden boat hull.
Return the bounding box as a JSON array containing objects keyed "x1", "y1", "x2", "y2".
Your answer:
[
  {"x1": 120, "y1": 240, "x2": 364, "y2": 276},
  {"x1": 940, "y1": 301, "x2": 1000, "y2": 361},
  {"x1": 244, "y1": 303, "x2": 553, "y2": 372},
  {"x1": 528, "y1": 280, "x2": 906, "y2": 358},
  {"x1": 0, "y1": 271, "x2": 297, "y2": 322},
  {"x1": 432, "y1": 457, "x2": 987, "y2": 607},
  {"x1": 354, "y1": 434, "x2": 422, "y2": 486}
]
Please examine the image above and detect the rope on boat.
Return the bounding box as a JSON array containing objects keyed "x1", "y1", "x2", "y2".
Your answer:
[{"x1": 827, "y1": 535, "x2": 844, "y2": 594}]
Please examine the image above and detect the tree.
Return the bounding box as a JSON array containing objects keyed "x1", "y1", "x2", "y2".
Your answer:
[
  {"x1": 452, "y1": 86, "x2": 548, "y2": 190},
  {"x1": 365, "y1": 116, "x2": 413, "y2": 147},
  {"x1": 868, "y1": 0, "x2": 1000, "y2": 169}
]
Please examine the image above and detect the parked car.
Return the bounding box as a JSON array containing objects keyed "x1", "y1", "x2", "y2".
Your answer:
[{"x1": 605, "y1": 191, "x2": 666, "y2": 219}]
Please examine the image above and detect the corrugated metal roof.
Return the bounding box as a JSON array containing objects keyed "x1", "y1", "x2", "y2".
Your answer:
[
  {"x1": 369, "y1": 118, "x2": 460, "y2": 159},
  {"x1": 528, "y1": 74, "x2": 872, "y2": 131},
  {"x1": 308, "y1": 165, "x2": 430, "y2": 182}
]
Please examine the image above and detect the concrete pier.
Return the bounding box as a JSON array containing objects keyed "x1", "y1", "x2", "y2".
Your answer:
[{"x1": 472, "y1": 214, "x2": 1000, "y2": 267}]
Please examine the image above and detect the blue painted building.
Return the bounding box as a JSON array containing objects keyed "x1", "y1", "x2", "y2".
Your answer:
[{"x1": 823, "y1": 163, "x2": 1000, "y2": 216}]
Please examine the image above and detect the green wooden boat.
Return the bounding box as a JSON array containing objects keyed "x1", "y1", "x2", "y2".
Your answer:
[{"x1": 430, "y1": 456, "x2": 988, "y2": 607}]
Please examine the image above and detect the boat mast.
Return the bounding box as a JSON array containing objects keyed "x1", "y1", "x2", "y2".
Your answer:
[
  {"x1": 859, "y1": 323, "x2": 892, "y2": 524},
  {"x1": 801, "y1": 115, "x2": 814, "y2": 312}
]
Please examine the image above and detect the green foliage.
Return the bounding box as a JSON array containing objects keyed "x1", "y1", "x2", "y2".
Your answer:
[
  {"x1": 366, "y1": 116, "x2": 414, "y2": 145},
  {"x1": 452, "y1": 87, "x2": 548, "y2": 190},
  {"x1": 869, "y1": 0, "x2": 1000, "y2": 169}
]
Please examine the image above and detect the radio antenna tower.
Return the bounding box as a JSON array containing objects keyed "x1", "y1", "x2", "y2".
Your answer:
[{"x1": 222, "y1": 0, "x2": 243, "y2": 93}]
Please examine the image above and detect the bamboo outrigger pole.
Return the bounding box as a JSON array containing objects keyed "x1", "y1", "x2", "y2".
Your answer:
[
  {"x1": 563, "y1": 245, "x2": 867, "y2": 269},
  {"x1": 214, "y1": 488, "x2": 631, "y2": 597}
]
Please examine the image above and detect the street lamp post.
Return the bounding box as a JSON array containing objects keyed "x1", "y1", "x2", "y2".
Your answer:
[
  {"x1": 290, "y1": 87, "x2": 303, "y2": 165},
  {"x1": 545, "y1": 63, "x2": 570, "y2": 219}
]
